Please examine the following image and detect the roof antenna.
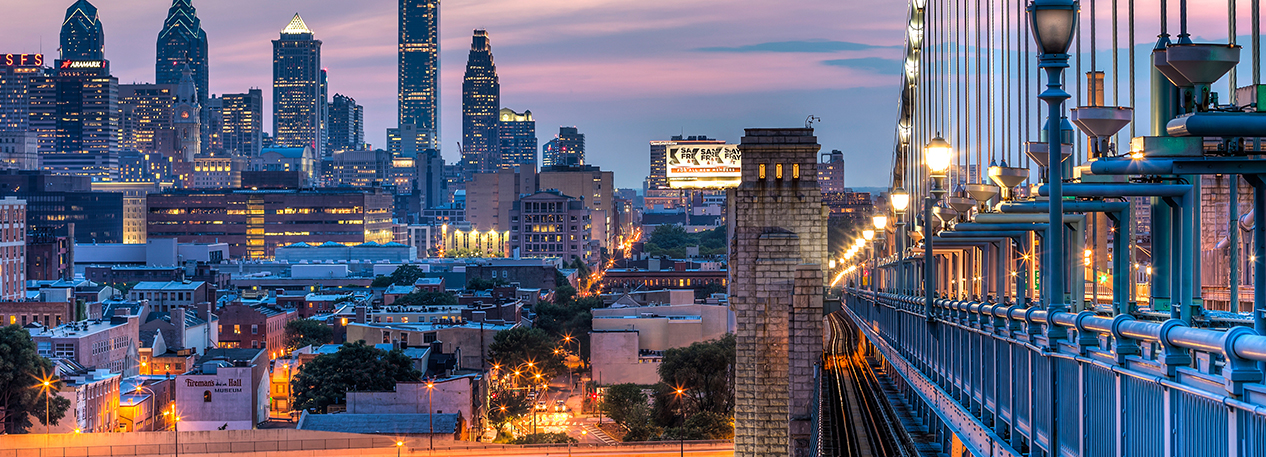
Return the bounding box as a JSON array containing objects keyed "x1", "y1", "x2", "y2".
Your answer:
[{"x1": 805, "y1": 115, "x2": 821, "y2": 128}]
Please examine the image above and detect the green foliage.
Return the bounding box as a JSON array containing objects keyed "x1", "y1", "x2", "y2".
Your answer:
[
  {"x1": 600, "y1": 383, "x2": 649, "y2": 428},
  {"x1": 0, "y1": 325, "x2": 71, "y2": 433},
  {"x1": 111, "y1": 281, "x2": 139, "y2": 295},
  {"x1": 489, "y1": 390, "x2": 532, "y2": 425},
  {"x1": 642, "y1": 226, "x2": 726, "y2": 258},
  {"x1": 487, "y1": 327, "x2": 564, "y2": 381},
  {"x1": 533, "y1": 294, "x2": 603, "y2": 359},
  {"x1": 656, "y1": 334, "x2": 735, "y2": 417},
  {"x1": 284, "y1": 318, "x2": 333, "y2": 351},
  {"x1": 693, "y1": 282, "x2": 727, "y2": 299},
  {"x1": 552, "y1": 284, "x2": 577, "y2": 306},
  {"x1": 467, "y1": 277, "x2": 509, "y2": 291},
  {"x1": 660, "y1": 411, "x2": 734, "y2": 440},
  {"x1": 386, "y1": 265, "x2": 427, "y2": 286},
  {"x1": 290, "y1": 341, "x2": 421, "y2": 413},
  {"x1": 370, "y1": 276, "x2": 394, "y2": 288},
  {"x1": 74, "y1": 300, "x2": 86, "y2": 322},
  {"x1": 396, "y1": 291, "x2": 458, "y2": 308},
  {"x1": 511, "y1": 432, "x2": 578, "y2": 444}
]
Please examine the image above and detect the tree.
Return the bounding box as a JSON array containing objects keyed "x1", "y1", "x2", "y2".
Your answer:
[
  {"x1": 290, "y1": 341, "x2": 421, "y2": 413},
  {"x1": 284, "y1": 318, "x2": 333, "y2": 351},
  {"x1": 532, "y1": 295, "x2": 603, "y2": 359},
  {"x1": 467, "y1": 277, "x2": 508, "y2": 291},
  {"x1": 396, "y1": 291, "x2": 458, "y2": 308},
  {"x1": 600, "y1": 383, "x2": 649, "y2": 427},
  {"x1": 657, "y1": 334, "x2": 736, "y2": 417},
  {"x1": 512, "y1": 432, "x2": 578, "y2": 444},
  {"x1": 487, "y1": 327, "x2": 564, "y2": 381},
  {"x1": 370, "y1": 276, "x2": 394, "y2": 288},
  {"x1": 380, "y1": 265, "x2": 427, "y2": 286},
  {"x1": 488, "y1": 390, "x2": 532, "y2": 425},
  {"x1": 0, "y1": 325, "x2": 71, "y2": 433},
  {"x1": 660, "y1": 411, "x2": 733, "y2": 440}
]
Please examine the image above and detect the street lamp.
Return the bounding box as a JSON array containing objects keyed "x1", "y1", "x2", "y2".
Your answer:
[
  {"x1": 924, "y1": 135, "x2": 954, "y2": 320},
  {"x1": 872, "y1": 215, "x2": 888, "y2": 293},
  {"x1": 426, "y1": 380, "x2": 435, "y2": 451},
  {"x1": 891, "y1": 188, "x2": 910, "y2": 294},
  {"x1": 396, "y1": 440, "x2": 404, "y2": 457},
  {"x1": 1028, "y1": 0, "x2": 1078, "y2": 327}
]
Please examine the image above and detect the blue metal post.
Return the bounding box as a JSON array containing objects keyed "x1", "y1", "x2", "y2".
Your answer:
[
  {"x1": 1040, "y1": 55, "x2": 1071, "y2": 339},
  {"x1": 1231, "y1": 175, "x2": 1240, "y2": 313},
  {"x1": 1255, "y1": 177, "x2": 1266, "y2": 372}
]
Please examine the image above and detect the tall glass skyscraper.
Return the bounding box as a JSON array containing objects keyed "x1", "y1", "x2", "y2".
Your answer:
[
  {"x1": 220, "y1": 89, "x2": 263, "y2": 157},
  {"x1": 399, "y1": 0, "x2": 439, "y2": 150},
  {"x1": 328, "y1": 93, "x2": 363, "y2": 153},
  {"x1": 272, "y1": 14, "x2": 324, "y2": 155},
  {"x1": 496, "y1": 108, "x2": 536, "y2": 168},
  {"x1": 59, "y1": 0, "x2": 104, "y2": 61},
  {"x1": 461, "y1": 29, "x2": 499, "y2": 177},
  {"x1": 155, "y1": 0, "x2": 209, "y2": 136}
]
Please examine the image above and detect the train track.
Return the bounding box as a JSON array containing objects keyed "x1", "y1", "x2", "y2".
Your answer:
[{"x1": 821, "y1": 312, "x2": 924, "y2": 457}]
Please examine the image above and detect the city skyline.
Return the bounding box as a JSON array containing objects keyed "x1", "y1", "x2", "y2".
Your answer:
[{"x1": 0, "y1": 0, "x2": 913, "y2": 188}]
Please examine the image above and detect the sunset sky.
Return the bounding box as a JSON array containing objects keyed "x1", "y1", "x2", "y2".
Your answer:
[{"x1": 2, "y1": 0, "x2": 1257, "y2": 188}]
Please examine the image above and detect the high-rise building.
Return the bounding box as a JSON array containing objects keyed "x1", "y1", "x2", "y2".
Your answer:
[
  {"x1": 0, "y1": 171, "x2": 126, "y2": 244},
  {"x1": 466, "y1": 166, "x2": 537, "y2": 232},
  {"x1": 327, "y1": 94, "x2": 363, "y2": 153},
  {"x1": 542, "y1": 126, "x2": 584, "y2": 167},
  {"x1": 59, "y1": 0, "x2": 104, "y2": 61},
  {"x1": 539, "y1": 165, "x2": 613, "y2": 247},
  {"x1": 118, "y1": 84, "x2": 176, "y2": 158},
  {"x1": 819, "y1": 149, "x2": 846, "y2": 193},
  {"x1": 0, "y1": 196, "x2": 26, "y2": 301},
  {"x1": 172, "y1": 65, "x2": 201, "y2": 162},
  {"x1": 647, "y1": 135, "x2": 725, "y2": 191},
  {"x1": 461, "y1": 30, "x2": 499, "y2": 177},
  {"x1": 205, "y1": 94, "x2": 222, "y2": 152},
  {"x1": 497, "y1": 108, "x2": 536, "y2": 169},
  {"x1": 0, "y1": 54, "x2": 50, "y2": 170},
  {"x1": 48, "y1": 59, "x2": 119, "y2": 179},
  {"x1": 155, "y1": 0, "x2": 209, "y2": 142},
  {"x1": 220, "y1": 89, "x2": 263, "y2": 157},
  {"x1": 398, "y1": 0, "x2": 439, "y2": 151},
  {"x1": 508, "y1": 190, "x2": 593, "y2": 262},
  {"x1": 272, "y1": 14, "x2": 324, "y2": 156}
]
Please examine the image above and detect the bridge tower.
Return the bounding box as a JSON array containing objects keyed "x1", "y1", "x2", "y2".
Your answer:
[{"x1": 730, "y1": 128, "x2": 826, "y2": 457}]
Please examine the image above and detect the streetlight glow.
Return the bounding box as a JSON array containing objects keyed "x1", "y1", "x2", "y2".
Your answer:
[
  {"x1": 873, "y1": 214, "x2": 888, "y2": 231},
  {"x1": 925, "y1": 136, "x2": 954, "y2": 176},
  {"x1": 863, "y1": 230, "x2": 875, "y2": 241},
  {"x1": 891, "y1": 188, "x2": 911, "y2": 211}
]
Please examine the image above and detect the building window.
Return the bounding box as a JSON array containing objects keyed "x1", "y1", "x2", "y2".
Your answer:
[
  {"x1": 204, "y1": 391, "x2": 212, "y2": 402},
  {"x1": 251, "y1": 325, "x2": 258, "y2": 334},
  {"x1": 234, "y1": 325, "x2": 241, "y2": 334}
]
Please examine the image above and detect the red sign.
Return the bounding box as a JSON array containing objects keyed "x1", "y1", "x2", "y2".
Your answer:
[
  {"x1": 59, "y1": 60, "x2": 104, "y2": 69},
  {"x1": 3, "y1": 54, "x2": 43, "y2": 67}
]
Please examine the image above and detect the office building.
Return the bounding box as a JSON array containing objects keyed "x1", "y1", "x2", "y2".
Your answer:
[
  {"x1": 0, "y1": 54, "x2": 52, "y2": 169},
  {"x1": 539, "y1": 165, "x2": 613, "y2": 247},
  {"x1": 398, "y1": 0, "x2": 440, "y2": 150},
  {"x1": 272, "y1": 14, "x2": 324, "y2": 156},
  {"x1": 118, "y1": 84, "x2": 177, "y2": 158},
  {"x1": 0, "y1": 172, "x2": 126, "y2": 243},
  {"x1": 591, "y1": 302, "x2": 733, "y2": 385},
  {"x1": 327, "y1": 94, "x2": 363, "y2": 153},
  {"x1": 155, "y1": 0, "x2": 209, "y2": 140},
  {"x1": 508, "y1": 190, "x2": 593, "y2": 262},
  {"x1": 321, "y1": 149, "x2": 390, "y2": 188},
  {"x1": 171, "y1": 65, "x2": 201, "y2": 162},
  {"x1": 205, "y1": 94, "x2": 222, "y2": 152},
  {"x1": 252, "y1": 146, "x2": 316, "y2": 186},
  {"x1": 461, "y1": 30, "x2": 499, "y2": 177},
  {"x1": 496, "y1": 108, "x2": 536, "y2": 169},
  {"x1": 47, "y1": 57, "x2": 119, "y2": 179},
  {"x1": 1, "y1": 197, "x2": 25, "y2": 301},
  {"x1": 416, "y1": 148, "x2": 445, "y2": 210},
  {"x1": 820, "y1": 149, "x2": 846, "y2": 193},
  {"x1": 218, "y1": 89, "x2": 263, "y2": 157},
  {"x1": 26, "y1": 225, "x2": 73, "y2": 281},
  {"x1": 186, "y1": 153, "x2": 243, "y2": 189},
  {"x1": 542, "y1": 127, "x2": 584, "y2": 167},
  {"x1": 216, "y1": 303, "x2": 295, "y2": 351},
  {"x1": 146, "y1": 187, "x2": 394, "y2": 258},
  {"x1": 49, "y1": 369, "x2": 121, "y2": 433},
  {"x1": 59, "y1": 0, "x2": 105, "y2": 61},
  {"x1": 30, "y1": 311, "x2": 141, "y2": 374},
  {"x1": 467, "y1": 166, "x2": 536, "y2": 232}
]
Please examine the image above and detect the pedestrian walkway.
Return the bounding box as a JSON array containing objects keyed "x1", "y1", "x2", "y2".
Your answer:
[{"x1": 581, "y1": 424, "x2": 617, "y2": 446}]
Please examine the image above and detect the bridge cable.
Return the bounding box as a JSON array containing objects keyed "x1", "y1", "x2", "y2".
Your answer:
[
  {"x1": 1229, "y1": 0, "x2": 1236, "y2": 105},
  {"x1": 976, "y1": 0, "x2": 983, "y2": 182}
]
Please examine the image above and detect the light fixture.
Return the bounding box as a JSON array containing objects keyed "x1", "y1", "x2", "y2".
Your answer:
[
  {"x1": 873, "y1": 214, "x2": 889, "y2": 231},
  {"x1": 863, "y1": 230, "x2": 875, "y2": 241},
  {"x1": 1027, "y1": 0, "x2": 1080, "y2": 56},
  {"x1": 855, "y1": 238, "x2": 866, "y2": 248},
  {"x1": 890, "y1": 188, "x2": 910, "y2": 211},
  {"x1": 925, "y1": 136, "x2": 953, "y2": 177}
]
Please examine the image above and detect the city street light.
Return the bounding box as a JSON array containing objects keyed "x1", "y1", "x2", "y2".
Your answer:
[
  {"x1": 924, "y1": 135, "x2": 953, "y2": 320},
  {"x1": 396, "y1": 440, "x2": 404, "y2": 457},
  {"x1": 1028, "y1": 0, "x2": 1078, "y2": 324},
  {"x1": 891, "y1": 188, "x2": 910, "y2": 294},
  {"x1": 426, "y1": 380, "x2": 435, "y2": 450}
]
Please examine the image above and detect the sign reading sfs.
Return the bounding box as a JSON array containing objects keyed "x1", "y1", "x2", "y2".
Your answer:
[
  {"x1": 3, "y1": 54, "x2": 43, "y2": 67},
  {"x1": 666, "y1": 144, "x2": 742, "y2": 189}
]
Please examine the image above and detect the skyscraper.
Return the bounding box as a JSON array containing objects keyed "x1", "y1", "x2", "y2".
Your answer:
[
  {"x1": 118, "y1": 83, "x2": 177, "y2": 156},
  {"x1": 155, "y1": 0, "x2": 208, "y2": 139},
  {"x1": 59, "y1": 0, "x2": 104, "y2": 61},
  {"x1": 496, "y1": 108, "x2": 536, "y2": 169},
  {"x1": 461, "y1": 30, "x2": 499, "y2": 177},
  {"x1": 328, "y1": 93, "x2": 363, "y2": 153},
  {"x1": 272, "y1": 14, "x2": 323, "y2": 156},
  {"x1": 542, "y1": 126, "x2": 584, "y2": 168},
  {"x1": 0, "y1": 54, "x2": 51, "y2": 170},
  {"x1": 172, "y1": 65, "x2": 200, "y2": 162},
  {"x1": 220, "y1": 89, "x2": 263, "y2": 157},
  {"x1": 399, "y1": 0, "x2": 439, "y2": 150}
]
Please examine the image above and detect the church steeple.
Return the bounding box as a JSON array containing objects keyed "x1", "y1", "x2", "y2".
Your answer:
[{"x1": 173, "y1": 63, "x2": 201, "y2": 162}]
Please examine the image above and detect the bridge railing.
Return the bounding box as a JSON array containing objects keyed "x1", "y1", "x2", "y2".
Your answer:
[{"x1": 843, "y1": 287, "x2": 1266, "y2": 457}]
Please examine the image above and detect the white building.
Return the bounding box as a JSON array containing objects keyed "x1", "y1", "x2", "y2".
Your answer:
[{"x1": 175, "y1": 348, "x2": 268, "y2": 431}]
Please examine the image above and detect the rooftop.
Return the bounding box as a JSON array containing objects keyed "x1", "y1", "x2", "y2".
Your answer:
[
  {"x1": 298, "y1": 413, "x2": 458, "y2": 435},
  {"x1": 133, "y1": 281, "x2": 206, "y2": 291},
  {"x1": 29, "y1": 318, "x2": 128, "y2": 339}
]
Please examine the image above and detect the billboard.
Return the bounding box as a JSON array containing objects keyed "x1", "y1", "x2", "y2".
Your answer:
[{"x1": 666, "y1": 144, "x2": 741, "y2": 189}]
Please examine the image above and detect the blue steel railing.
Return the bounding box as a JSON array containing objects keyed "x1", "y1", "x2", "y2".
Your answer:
[{"x1": 842, "y1": 287, "x2": 1266, "y2": 457}]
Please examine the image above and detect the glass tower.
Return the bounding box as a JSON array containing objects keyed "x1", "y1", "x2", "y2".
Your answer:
[
  {"x1": 155, "y1": 0, "x2": 208, "y2": 122},
  {"x1": 461, "y1": 29, "x2": 499, "y2": 177},
  {"x1": 272, "y1": 14, "x2": 324, "y2": 156},
  {"x1": 59, "y1": 0, "x2": 104, "y2": 61},
  {"x1": 399, "y1": 0, "x2": 440, "y2": 150}
]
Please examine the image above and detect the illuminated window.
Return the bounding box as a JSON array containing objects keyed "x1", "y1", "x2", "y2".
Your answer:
[
  {"x1": 793, "y1": 163, "x2": 800, "y2": 179},
  {"x1": 234, "y1": 325, "x2": 241, "y2": 334},
  {"x1": 776, "y1": 164, "x2": 784, "y2": 179},
  {"x1": 759, "y1": 164, "x2": 766, "y2": 179}
]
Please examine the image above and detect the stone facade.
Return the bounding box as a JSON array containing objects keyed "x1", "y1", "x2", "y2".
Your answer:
[{"x1": 729, "y1": 128, "x2": 825, "y2": 457}]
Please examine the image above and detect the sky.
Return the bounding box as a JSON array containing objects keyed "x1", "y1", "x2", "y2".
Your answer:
[{"x1": 2, "y1": 0, "x2": 1258, "y2": 189}]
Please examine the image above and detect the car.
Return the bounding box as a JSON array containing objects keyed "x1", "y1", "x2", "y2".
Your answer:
[
  {"x1": 535, "y1": 400, "x2": 548, "y2": 410},
  {"x1": 554, "y1": 400, "x2": 566, "y2": 412}
]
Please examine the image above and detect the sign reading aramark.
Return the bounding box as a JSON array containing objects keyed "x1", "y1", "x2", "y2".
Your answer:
[{"x1": 666, "y1": 144, "x2": 741, "y2": 189}]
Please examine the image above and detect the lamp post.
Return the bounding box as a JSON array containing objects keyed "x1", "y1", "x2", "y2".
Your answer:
[
  {"x1": 924, "y1": 136, "x2": 954, "y2": 320},
  {"x1": 863, "y1": 229, "x2": 876, "y2": 295},
  {"x1": 396, "y1": 440, "x2": 404, "y2": 457},
  {"x1": 426, "y1": 380, "x2": 435, "y2": 451},
  {"x1": 872, "y1": 214, "x2": 888, "y2": 292},
  {"x1": 1028, "y1": 0, "x2": 1078, "y2": 328},
  {"x1": 891, "y1": 189, "x2": 910, "y2": 294},
  {"x1": 40, "y1": 378, "x2": 52, "y2": 435}
]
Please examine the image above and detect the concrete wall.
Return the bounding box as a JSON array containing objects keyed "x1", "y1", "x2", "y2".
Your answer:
[
  {"x1": 0, "y1": 429, "x2": 398, "y2": 457},
  {"x1": 592, "y1": 303, "x2": 731, "y2": 350},
  {"x1": 176, "y1": 364, "x2": 262, "y2": 431},
  {"x1": 346, "y1": 377, "x2": 476, "y2": 424},
  {"x1": 589, "y1": 330, "x2": 659, "y2": 385}
]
